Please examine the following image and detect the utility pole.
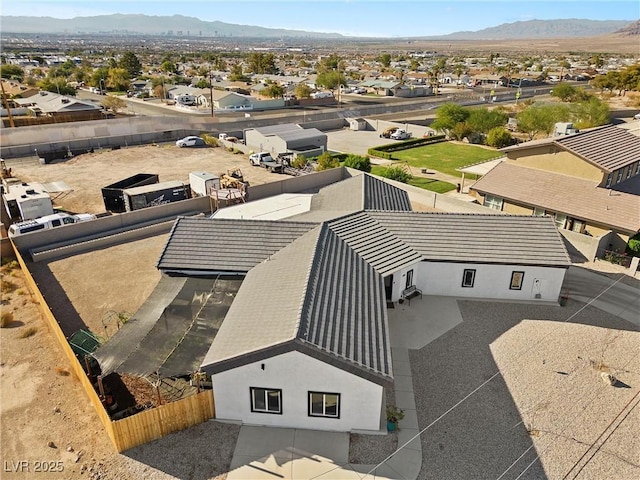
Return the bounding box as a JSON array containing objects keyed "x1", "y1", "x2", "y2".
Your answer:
[
  {"x1": 0, "y1": 80, "x2": 16, "y2": 127},
  {"x1": 209, "y1": 72, "x2": 214, "y2": 118}
]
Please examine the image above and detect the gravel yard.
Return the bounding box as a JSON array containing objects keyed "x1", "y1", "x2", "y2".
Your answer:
[{"x1": 411, "y1": 299, "x2": 639, "y2": 480}]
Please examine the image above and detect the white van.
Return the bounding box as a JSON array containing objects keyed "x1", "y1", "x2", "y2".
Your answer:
[{"x1": 8, "y1": 212, "x2": 96, "y2": 237}]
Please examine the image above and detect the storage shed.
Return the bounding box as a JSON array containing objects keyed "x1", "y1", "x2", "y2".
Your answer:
[
  {"x1": 244, "y1": 123, "x2": 327, "y2": 158},
  {"x1": 348, "y1": 118, "x2": 368, "y2": 131}
]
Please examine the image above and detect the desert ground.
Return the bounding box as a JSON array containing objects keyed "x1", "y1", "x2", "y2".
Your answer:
[
  {"x1": 2, "y1": 95, "x2": 639, "y2": 479},
  {"x1": 9, "y1": 143, "x2": 286, "y2": 215}
]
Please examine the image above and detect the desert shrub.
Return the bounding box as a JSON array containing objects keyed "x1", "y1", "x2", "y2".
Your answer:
[
  {"x1": 201, "y1": 134, "x2": 219, "y2": 147},
  {"x1": 486, "y1": 127, "x2": 514, "y2": 148},
  {"x1": 316, "y1": 152, "x2": 339, "y2": 171},
  {"x1": 291, "y1": 155, "x2": 308, "y2": 169},
  {"x1": 0, "y1": 311, "x2": 14, "y2": 328},
  {"x1": 379, "y1": 166, "x2": 412, "y2": 183},
  {"x1": 449, "y1": 122, "x2": 474, "y2": 141},
  {"x1": 343, "y1": 154, "x2": 371, "y2": 172},
  {"x1": 1, "y1": 259, "x2": 19, "y2": 269},
  {"x1": 19, "y1": 326, "x2": 37, "y2": 338}
]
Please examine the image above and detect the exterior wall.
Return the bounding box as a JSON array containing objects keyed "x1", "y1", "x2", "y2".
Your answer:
[
  {"x1": 506, "y1": 148, "x2": 603, "y2": 182},
  {"x1": 502, "y1": 202, "x2": 533, "y2": 215},
  {"x1": 413, "y1": 261, "x2": 567, "y2": 301},
  {"x1": 390, "y1": 262, "x2": 423, "y2": 301},
  {"x1": 211, "y1": 350, "x2": 384, "y2": 432}
]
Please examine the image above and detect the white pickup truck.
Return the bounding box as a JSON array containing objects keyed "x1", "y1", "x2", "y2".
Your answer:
[{"x1": 390, "y1": 129, "x2": 411, "y2": 140}]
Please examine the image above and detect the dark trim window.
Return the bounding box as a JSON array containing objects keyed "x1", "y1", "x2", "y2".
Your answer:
[
  {"x1": 462, "y1": 269, "x2": 476, "y2": 288},
  {"x1": 405, "y1": 269, "x2": 414, "y2": 289},
  {"x1": 510, "y1": 271, "x2": 525, "y2": 290},
  {"x1": 250, "y1": 387, "x2": 282, "y2": 414},
  {"x1": 308, "y1": 391, "x2": 340, "y2": 418}
]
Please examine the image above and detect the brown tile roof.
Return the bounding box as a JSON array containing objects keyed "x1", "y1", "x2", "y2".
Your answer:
[
  {"x1": 470, "y1": 162, "x2": 640, "y2": 234},
  {"x1": 502, "y1": 125, "x2": 640, "y2": 173}
]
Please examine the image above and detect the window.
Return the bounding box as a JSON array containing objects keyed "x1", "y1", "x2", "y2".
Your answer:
[
  {"x1": 605, "y1": 173, "x2": 613, "y2": 187},
  {"x1": 616, "y1": 170, "x2": 623, "y2": 184},
  {"x1": 626, "y1": 166, "x2": 633, "y2": 180},
  {"x1": 554, "y1": 213, "x2": 567, "y2": 229},
  {"x1": 510, "y1": 271, "x2": 525, "y2": 290},
  {"x1": 462, "y1": 269, "x2": 476, "y2": 288},
  {"x1": 51, "y1": 219, "x2": 61, "y2": 227},
  {"x1": 533, "y1": 207, "x2": 546, "y2": 216},
  {"x1": 405, "y1": 269, "x2": 414, "y2": 289},
  {"x1": 309, "y1": 391, "x2": 340, "y2": 418},
  {"x1": 484, "y1": 195, "x2": 503, "y2": 211},
  {"x1": 636, "y1": 163, "x2": 640, "y2": 176},
  {"x1": 250, "y1": 387, "x2": 282, "y2": 414}
]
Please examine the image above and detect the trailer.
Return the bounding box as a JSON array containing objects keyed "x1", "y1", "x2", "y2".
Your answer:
[
  {"x1": 189, "y1": 172, "x2": 220, "y2": 197},
  {"x1": 122, "y1": 180, "x2": 191, "y2": 212},
  {"x1": 2, "y1": 182, "x2": 54, "y2": 221},
  {"x1": 101, "y1": 173, "x2": 159, "y2": 213}
]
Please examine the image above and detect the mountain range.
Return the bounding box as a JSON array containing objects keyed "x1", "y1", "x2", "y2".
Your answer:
[{"x1": 0, "y1": 15, "x2": 636, "y2": 39}]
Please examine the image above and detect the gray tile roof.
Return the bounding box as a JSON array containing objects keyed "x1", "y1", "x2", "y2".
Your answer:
[
  {"x1": 276, "y1": 127, "x2": 326, "y2": 142},
  {"x1": 369, "y1": 211, "x2": 572, "y2": 267},
  {"x1": 328, "y1": 212, "x2": 422, "y2": 275},
  {"x1": 201, "y1": 224, "x2": 393, "y2": 385},
  {"x1": 156, "y1": 216, "x2": 317, "y2": 273},
  {"x1": 302, "y1": 174, "x2": 412, "y2": 217},
  {"x1": 502, "y1": 125, "x2": 640, "y2": 173},
  {"x1": 556, "y1": 125, "x2": 640, "y2": 172},
  {"x1": 470, "y1": 162, "x2": 640, "y2": 234}
]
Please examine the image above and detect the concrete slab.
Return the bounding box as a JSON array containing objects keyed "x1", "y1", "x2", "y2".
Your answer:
[
  {"x1": 392, "y1": 359, "x2": 411, "y2": 376},
  {"x1": 394, "y1": 389, "x2": 416, "y2": 410},
  {"x1": 233, "y1": 425, "x2": 295, "y2": 457},
  {"x1": 389, "y1": 296, "x2": 463, "y2": 349},
  {"x1": 293, "y1": 429, "x2": 349, "y2": 464},
  {"x1": 349, "y1": 463, "x2": 405, "y2": 480},
  {"x1": 393, "y1": 374, "x2": 414, "y2": 393},
  {"x1": 391, "y1": 346, "x2": 409, "y2": 363},
  {"x1": 397, "y1": 428, "x2": 422, "y2": 452},
  {"x1": 385, "y1": 449, "x2": 423, "y2": 479},
  {"x1": 397, "y1": 408, "x2": 418, "y2": 431}
]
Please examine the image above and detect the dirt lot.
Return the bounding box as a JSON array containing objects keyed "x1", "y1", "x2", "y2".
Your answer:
[{"x1": 10, "y1": 144, "x2": 286, "y2": 215}]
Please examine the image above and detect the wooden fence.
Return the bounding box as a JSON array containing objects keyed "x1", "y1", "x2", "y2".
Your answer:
[{"x1": 11, "y1": 243, "x2": 215, "y2": 452}]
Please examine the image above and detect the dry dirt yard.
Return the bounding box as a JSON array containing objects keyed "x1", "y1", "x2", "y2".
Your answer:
[{"x1": 11, "y1": 144, "x2": 285, "y2": 215}]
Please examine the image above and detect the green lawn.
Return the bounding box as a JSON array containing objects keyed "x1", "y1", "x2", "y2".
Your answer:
[
  {"x1": 370, "y1": 165, "x2": 457, "y2": 194},
  {"x1": 390, "y1": 142, "x2": 501, "y2": 177}
]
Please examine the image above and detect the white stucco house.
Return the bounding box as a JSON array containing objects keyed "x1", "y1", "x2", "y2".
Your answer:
[
  {"x1": 141, "y1": 173, "x2": 570, "y2": 432},
  {"x1": 95, "y1": 173, "x2": 571, "y2": 433}
]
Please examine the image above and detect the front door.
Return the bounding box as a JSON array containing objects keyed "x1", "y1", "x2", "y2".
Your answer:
[
  {"x1": 405, "y1": 269, "x2": 414, "y2": 289},
  {"x1": 384, "y1": 275, "x2": 393, "y2": 301}
]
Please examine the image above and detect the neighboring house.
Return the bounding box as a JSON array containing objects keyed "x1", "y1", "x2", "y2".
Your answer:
[
  {"x1": 95, "y1": 173, "x2": 570, "y2": 433},
  {"x1": 244, "y1": 123, "x2": 327, "y2": 157},
  {"x1": 470, "y1": 124, "x2": 640, "y2": 256},
  {"x1": 359, "y1": 80, "x2": 402, "y2": 96},
  {"x1": 0, "y1": 79, "x2": 39, "y2": 98},
  {"x1": 166, "y1": 86, "x2": 207, "y2": 104},
  {"x1": 13, "y1": 91, "x2": 103, "y2": 120}
]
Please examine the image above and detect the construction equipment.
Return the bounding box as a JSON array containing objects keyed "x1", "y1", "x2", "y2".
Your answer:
[
  {"x1": 1, "y1": 159, "x2": 13, "y2": 179},
  {"x1": 220, "y1": 168, "x2": 248, "y2": 189}
]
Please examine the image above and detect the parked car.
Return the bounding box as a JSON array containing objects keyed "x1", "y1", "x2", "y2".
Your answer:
[
  {"x1": 176, "y1": 136, "x2": 205, "y2": 148},
  {"x1": 249, "y1": 152, "x2": 274, "y2": 166},
  {"x1": 390, "y1": 129, "x2": 411, "y2": 140}
]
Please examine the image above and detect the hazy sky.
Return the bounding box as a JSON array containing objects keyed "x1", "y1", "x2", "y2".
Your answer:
[{"x1": 1, "y1": 0, "x2": 638, "y2": 37}]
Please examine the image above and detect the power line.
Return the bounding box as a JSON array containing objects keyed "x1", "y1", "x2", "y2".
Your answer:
[{"x1": 363, "y1": 273, "x2": 633, "y2": 479}]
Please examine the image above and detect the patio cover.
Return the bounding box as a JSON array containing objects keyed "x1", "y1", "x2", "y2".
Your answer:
[{"x1": 93, "y1": 275, "x2": 242, "y2": 378}]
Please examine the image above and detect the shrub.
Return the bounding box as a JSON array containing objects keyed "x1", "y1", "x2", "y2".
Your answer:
[
  {"x1": 627, "y1": 234, "x2": 640, "y2": 256},
  {"x1": 1, "y1": 259, "x2": 18, "y2": 269},
  {"x1": 316, "y1": 152, "x2": 339, "y2": 171},
  {"x1": 0, "y1": 311, "x2": 14, "y2": 328},
  {"x1": 449, "y1": 122, "x2": 473, "y2": 141},
  {"x1": 486, "y1": 127, "x2": 514, "y2": 148},
  {"x1": 343, "y1": 154, "x2": 371, "y2": 172},
  {"x1": 19, "y1": 326, "x2": 37, "y2": 338},
  {"x1": 379, "y1": 165, "x2": 412, "y2": 183},
  {"x1": 200, "y1": 134, "x2": 219, "y2": 147},
  {"x1": 291, "y1": 155, "x2": 308, "y2": 169}
]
